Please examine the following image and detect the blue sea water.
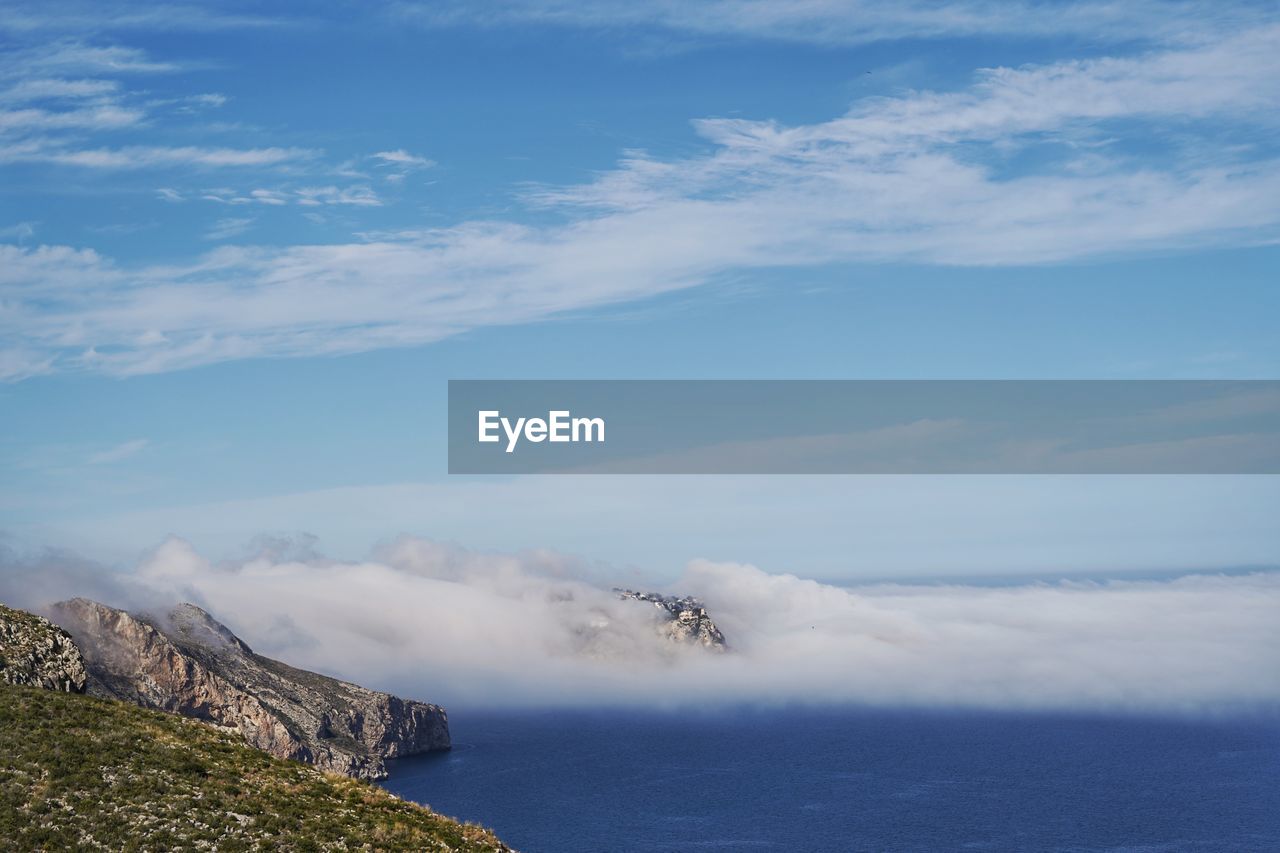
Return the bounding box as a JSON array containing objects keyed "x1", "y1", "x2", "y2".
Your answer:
[{"x1": 382, "y1": 707, "x2": 1280, "y2": 852}]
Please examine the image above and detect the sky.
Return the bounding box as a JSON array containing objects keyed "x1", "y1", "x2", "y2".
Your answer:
[{"x1": 2, "y1": 0, "x2": 1279, "y2": 589}]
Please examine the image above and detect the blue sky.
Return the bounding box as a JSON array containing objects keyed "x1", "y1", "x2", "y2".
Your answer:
[{"x1": 2, "y1": 1, "x2": 1278, "y2": 580}]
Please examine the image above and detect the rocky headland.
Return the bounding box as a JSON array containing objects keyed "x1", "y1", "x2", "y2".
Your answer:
[
  {"x1": 0, "y1": 598, "x2": 505, "y2": 850},
  {"x1": 615, "y1": 589, "x2": 728, "y2": 650},
  {"x1": 50, "y1": 597, "x2": 449, "y2": 780}
]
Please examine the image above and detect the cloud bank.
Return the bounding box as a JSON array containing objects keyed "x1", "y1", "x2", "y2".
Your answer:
[{"x1": 3, "y1": 535, "x2": 1276, "y2": 714}]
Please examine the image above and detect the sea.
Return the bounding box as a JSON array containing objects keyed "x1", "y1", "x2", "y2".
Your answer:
[{"x1": 381, "y1": 706, "x2": 1280, "y2": 852}]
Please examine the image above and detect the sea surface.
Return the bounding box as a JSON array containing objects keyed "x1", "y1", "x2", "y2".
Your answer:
[{"x1": 381, "y1": 707, "x2": 1280, "y2": 852}]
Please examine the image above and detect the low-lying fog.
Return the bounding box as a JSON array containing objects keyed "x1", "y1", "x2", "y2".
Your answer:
[{"x1": 4, "y1": 535, "x2": 1277, "y2": 713}]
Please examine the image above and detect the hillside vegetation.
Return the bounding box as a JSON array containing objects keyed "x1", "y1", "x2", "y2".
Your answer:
[{"x1": 0, "y1": 685, "x2": 510, "y2": 852}]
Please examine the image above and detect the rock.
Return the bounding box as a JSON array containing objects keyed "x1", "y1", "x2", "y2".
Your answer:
[
  {"x1": 0, "y1": 602, "x2": 88, "y2": 693},
  {"x1": 49, "y1": 598, "x2": 449, "y2": 779},
  {"x1": 615, "y1": 589, "x2": 728, "y2": 650}
]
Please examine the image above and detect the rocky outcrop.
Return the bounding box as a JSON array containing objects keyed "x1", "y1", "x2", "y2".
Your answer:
[
  {"x1": 50, "y1": 598, "x2": 449, "y2": 779},
  {"x1": 0, "y1": 602, "x2": 88, "y2": 693},
  {"x1": 615, "y1": 589, "x2": 727, "y2": 650}
]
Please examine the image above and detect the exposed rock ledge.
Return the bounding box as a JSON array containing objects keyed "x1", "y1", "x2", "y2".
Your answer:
[
  {"x1": 50, "y1": 598, "x2": 449, "y2": 780},
  {"x1": 615, "y1": 589, "x2": 728, "y2": 650},
  {"x1": 0, "y1": 602, "x2": 88, "y2": 693}
]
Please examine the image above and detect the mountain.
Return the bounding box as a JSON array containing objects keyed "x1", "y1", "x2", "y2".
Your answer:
[
  {"x1": 0, "y1": 684, "x2": 509, "y2": 851},
  {"x1": 0, "y1": 602, "x2": 87, "y2": 693},
  {"x1": 615, "y1": 589, "x2": 728, "y2": 650},
  {"x1": 50, "y1": 598, "x2": 449, "y2": 780}
]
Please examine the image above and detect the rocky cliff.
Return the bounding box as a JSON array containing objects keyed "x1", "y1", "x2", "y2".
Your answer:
[
  {"x1": 0, "y1": 601, "x2": 87, "y2": 693},
  {"x1": 615, "y1": 589, "x2": 727, "y2": 650},
  {"x1": 50, "y1": 598, "x2": 449, "y2": 779}
]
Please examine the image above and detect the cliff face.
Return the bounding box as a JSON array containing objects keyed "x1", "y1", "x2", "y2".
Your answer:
[
  {"x1": 0, "y1": 602, "x2": 88, "y2": 693},
  {"x1": 615, "y1": 590, "x2": 728, "y2": 650},
  {"x1": 50, "y1": 598, "x2": 449, "y2": 779}
]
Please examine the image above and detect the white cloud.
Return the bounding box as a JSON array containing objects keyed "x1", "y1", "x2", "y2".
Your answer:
[
  {"x1": 372, "y1": 149, "x2": 434, "y2": 168},
  {"x1": 7, "y1": 535, "x2": 1276, "y2": 711},
  {"x1": 203, "y1": 217, "x2": 253, "y2": 241},
  {"x1": 247, "y1": 188, "x2": 288, "y2": 205},
  {"x1": 87, "y1": 438, "x2": 148, "y2": 464},
  {"x1": 184, "y1": 92, "x2": 226, "y2": 108},
  {"x1": 0, "y1": 77, "x2": 120, "y2": 103},
  {"x1": 0, "y1": 42, "x2": 311, "y2": 177},
  {"x1": 7, "y1": 0, "x2": 1268, "y2": 49},
  {"x1": 0, "y1": 103, "x2": 143, "y2": 132},
  {"x1": 3, "y1": 42, "x2": 180, "y2": 76},
  {"x1": 0, "y1": 4, "x2": 277, "y2": 35},
  {"x1": 371, "y1": 149, "x2": 434, "y2": 183},
  {"x1": 393, "y1": 0, "x2": 1276, "y2": 47},
  {"x1": 0, "y1": 349, "x2": 56, "y2": 382},
  {"x1": 0, "y1": 46, "x2": 154, "y2": 150},
  {"x1": 145, "y1": 92, "x2": 229, "y2": 113},
  {"x1": 0, "y1": 243, "x2": 114, "y2": 296},
  {"x1": 2, "y1": 25, "x2": 1278, "y2": 376},
  {"x1": 294, "y1": 185, "x2": 382, "y2": 206},
  {"x1": 0, "y1": 144, "x2": 315, "y2": 169},
  {"x1": 197, "y1": 185, "x2": 380, "y2": 206},
  {"x1": 0, "y1": 221, "x2": 37, "y2": 240}
]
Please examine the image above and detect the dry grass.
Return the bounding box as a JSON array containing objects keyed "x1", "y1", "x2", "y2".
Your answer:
[{"x1": 0, "y1": 685, "x2": 512, "y2": 852}]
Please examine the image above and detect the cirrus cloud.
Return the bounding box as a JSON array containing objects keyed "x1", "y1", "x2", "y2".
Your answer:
[{"x1": 2, "y1": 21, "x2": 1279, "y2": 377}]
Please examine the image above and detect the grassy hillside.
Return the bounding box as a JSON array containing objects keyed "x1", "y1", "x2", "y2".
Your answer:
[{"x1": 0, "y1": 685, "x2": 510, "y2": 852}]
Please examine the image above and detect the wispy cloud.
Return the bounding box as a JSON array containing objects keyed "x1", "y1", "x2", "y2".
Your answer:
[
  {"x1": 371, "y1": 149, "x2": 435, "y2": 182},
  {"x1": 0, "y1": 77, "x2": 120, "y2": 102},
  {"x1": 0, "y1": 144, "x2": 315, "y2": 169},
  {"x1": 295, "y1": 185, "x2": 382, "y2": 206},
  {"x1": 0, "y1": 44, "x2": 156, "y2": 153},
  {"x1": 3, "y1": 41, "x2": 182, "y2": 75},
  {"x1": 8, "y1": 0, "x2": 1270, "y2": 50},
  {"x1": 0, "y1": 41, "x2": 314, "y2": 177},
  {"x1": 86, "y1": 220, "x2": 159, "y2": 235},
  {"x1": 0, "y1": 349, "x2": 56, "y2": 382},
  {"x1": 2, "y1": 22, "x2": 1278, "y2": 377},
  {"x1": 372, "y1": 149, "x2": 433, "y2": 168},
  {"x1": 87, "y1": 438, "x2": 148, "y2": 464},
  {"x1": 1, "y1": 9, "x2": 1278, "y2": 377},
  {"x1": 196, "y1": 185, "x2": 382, "y2": 206},
  {"x1": 0, "y1": 222, "x2": 37, "y2": 241},
  {"x1": 0, "y1": 104, "x2": 144, "y2": 132},
  {"x1": 0, "y1": 3, "x2": 279, "y2": 35},
  {"x1": 391, "y1": 0, "x2": 1278, "y2": 48},
  {"x1": 203, "y1": 217, "x2": 253, "y2": 241}
]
